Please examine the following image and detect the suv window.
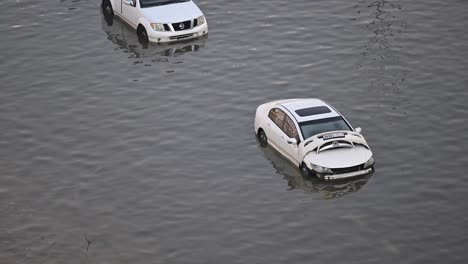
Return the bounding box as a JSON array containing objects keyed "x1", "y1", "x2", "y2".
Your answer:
[
  {"x1": 140, "y1": 0, "x2": 190, "y2": 8},
  {"x1": 284, "y1": 115, "x2": 300, "y2": 141},
  {"x1": 268, "y1": 108, "x2": 286, "y2": 128}
]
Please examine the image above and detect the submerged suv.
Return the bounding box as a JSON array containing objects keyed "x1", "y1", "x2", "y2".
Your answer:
[{"x1": 102, "y1": 0, "x2": 208, "y2": 43}]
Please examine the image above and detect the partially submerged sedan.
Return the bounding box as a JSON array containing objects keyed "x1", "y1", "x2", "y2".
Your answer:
[{"x1": 255, "y1": 99, "x2": 375, "y2": 180}]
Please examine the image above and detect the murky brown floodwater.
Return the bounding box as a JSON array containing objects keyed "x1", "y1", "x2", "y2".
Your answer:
[{"x1": 1, "y1": 0, "x2": 468, "y2": 263}]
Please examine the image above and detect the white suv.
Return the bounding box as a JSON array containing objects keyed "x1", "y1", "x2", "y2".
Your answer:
[{"x1": 102, "y1": 0, "x2": 208, "y2": 43}]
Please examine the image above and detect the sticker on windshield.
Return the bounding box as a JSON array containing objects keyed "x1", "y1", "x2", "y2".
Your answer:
[{"x1": 323, "y1": 132, "x2": 345, "y2": 140}]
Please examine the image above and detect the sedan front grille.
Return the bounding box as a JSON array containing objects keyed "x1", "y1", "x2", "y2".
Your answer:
[
  {"x1": 331, "y1": 165, "x2": 362, "y2": 174},
  {"x1": 172, "y1": 20, "x2": 192, "y2": 31}
]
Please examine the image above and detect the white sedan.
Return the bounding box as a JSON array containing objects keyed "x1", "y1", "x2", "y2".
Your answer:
[
  {"x1": 255, "y1": 99, "x2": 375, "y2": 180},
  {"x1": 102, "y1": 0, "x2": 208, "y2": 43}
]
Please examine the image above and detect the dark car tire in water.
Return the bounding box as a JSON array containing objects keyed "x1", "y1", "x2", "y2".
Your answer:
[
  {"x1": 300, "y1": 163, "x2": 324, "y2": 180},
  {"x1": 300, "y1": 163, "x2": 312, "y2": 177},
  {"x1": 102, "y1": 0, "x2": 114, "y2": 25},
  {"x1": 137, "y1": 25, "x2": 149, "y2": 44},
  {"x1": 257, "y1": 129, "x2": 268, "y2": 148}
]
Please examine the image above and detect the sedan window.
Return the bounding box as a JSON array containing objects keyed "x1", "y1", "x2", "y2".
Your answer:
[
  {"x1": 284, "y1": 115, "x2": 300, "y2": 142},
  {"x1": 268, "y1": 108, "x2": 286, "y2": 129},
  {"x1": 299, "y1": 116, "x2": 351, "y2": 140}
]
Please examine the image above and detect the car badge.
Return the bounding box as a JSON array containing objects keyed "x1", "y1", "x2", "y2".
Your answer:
[
  {"x1": 333, "y1": 141, "x2": 339, "y2": 147},
  {"x1": 179, "y1": 23, "x2": 185, "y2": 30}
]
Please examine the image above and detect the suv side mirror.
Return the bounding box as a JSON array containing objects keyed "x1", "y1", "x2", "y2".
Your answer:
[
  {"x1": 355, "y1": 127, "x2": 362, "y2": 134},
  {"x1": 287, "y1": 138, "x2": 298, "y2": 145},
  {"x1": 124, "y1": 0, "x2": 135, "y2": 6}
]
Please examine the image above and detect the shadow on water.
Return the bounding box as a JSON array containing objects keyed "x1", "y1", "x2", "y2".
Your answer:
[
  {"x1": 100, "y1": 10, "x2": 207, "y2": 64},
  {"x1": 257, "y1": 143, "x2": 373, "y2": 200}
]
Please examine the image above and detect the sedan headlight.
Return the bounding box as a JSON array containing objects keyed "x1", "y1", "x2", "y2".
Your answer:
[
  {"x1": 311, "y1": 164, "x2": 332, "y2": 174},
  {"x1": 363, "y1": 157, "x2": 375, "y2": 168},
  {"x1": 151, "y1": 23, "x2": 164, "y2": 32},
  {"x1": 197, "y1": 16, "x2": 205, "y2": 26}
]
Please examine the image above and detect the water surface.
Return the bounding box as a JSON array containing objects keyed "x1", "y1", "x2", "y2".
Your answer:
[{"x1": 1, "y1": 0, "x2": 468, "y2": 263}]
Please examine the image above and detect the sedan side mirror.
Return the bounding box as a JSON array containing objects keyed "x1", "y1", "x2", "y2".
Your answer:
[
  {"x1": 355, "y1": 127, "x2": 362, "y2": 134},
  {"x1": 287, "y1": 138, "x2": 298, "y2": 145}
]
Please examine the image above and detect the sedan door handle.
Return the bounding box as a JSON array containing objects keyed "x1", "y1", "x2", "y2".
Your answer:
[{"x1": 267, "y1": 122, "x2": 271, "y2": 126}]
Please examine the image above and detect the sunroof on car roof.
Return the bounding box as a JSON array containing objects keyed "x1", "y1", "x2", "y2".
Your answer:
[{"x1": 295, "y1": 106, "x2": 331, "y2": 117}]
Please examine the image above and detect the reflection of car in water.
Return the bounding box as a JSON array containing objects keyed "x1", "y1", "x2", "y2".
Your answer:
[
  {"x1": 101, "y1": 8, "x2": 207, "y2": 59},
  {"x1": 258, "y1": 143, "x2": 373, "y2": 199}
]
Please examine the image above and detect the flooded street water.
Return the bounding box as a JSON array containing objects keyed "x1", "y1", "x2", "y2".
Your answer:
[{"x1": 1, "y1": 0, "x2": 468, "y2": 263}]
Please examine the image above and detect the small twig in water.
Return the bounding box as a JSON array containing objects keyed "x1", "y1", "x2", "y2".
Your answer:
[{"x1": 84, "y1": 235, "x2": 92, "y2": 252}]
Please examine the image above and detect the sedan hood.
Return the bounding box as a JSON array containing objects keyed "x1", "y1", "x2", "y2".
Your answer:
[
  {"x1": 142, "y1": 1, "x2": 203, "y2": 23},
  {"x1": 304, "y1": 145, "x2": 372, "y2": 168},
  {"x1": 301, "y1": 131, "x2": 373, "y2": 169}
]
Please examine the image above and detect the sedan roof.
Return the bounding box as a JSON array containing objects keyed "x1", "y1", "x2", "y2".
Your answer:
[{"x1": 279, "y1": 99, "x2": 341, "y2": 123}]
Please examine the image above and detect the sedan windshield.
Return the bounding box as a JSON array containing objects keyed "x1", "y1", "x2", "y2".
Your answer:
[
  {"x1": 299, "y1": 116, "x2": 351, "y2": 140},
  {"x1": 140, "y1": 0, "x2": 190, "y2": 8}
]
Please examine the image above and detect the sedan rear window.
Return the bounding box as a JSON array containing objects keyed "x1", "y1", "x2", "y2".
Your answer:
[
  {"x1": 299, "y1": 116, "x2": 351, "y2": 140},
  {"x1": 268, "y1": 108, "x2": 286, "y2": 128}
]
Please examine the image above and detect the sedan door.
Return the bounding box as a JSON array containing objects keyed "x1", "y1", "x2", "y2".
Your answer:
[
  {"x1": 265, "y1": 108, "x2": 286, "y2": 153},
  {"x1": 279, "y1": 115, "x2": 301, "y2": 165}
]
